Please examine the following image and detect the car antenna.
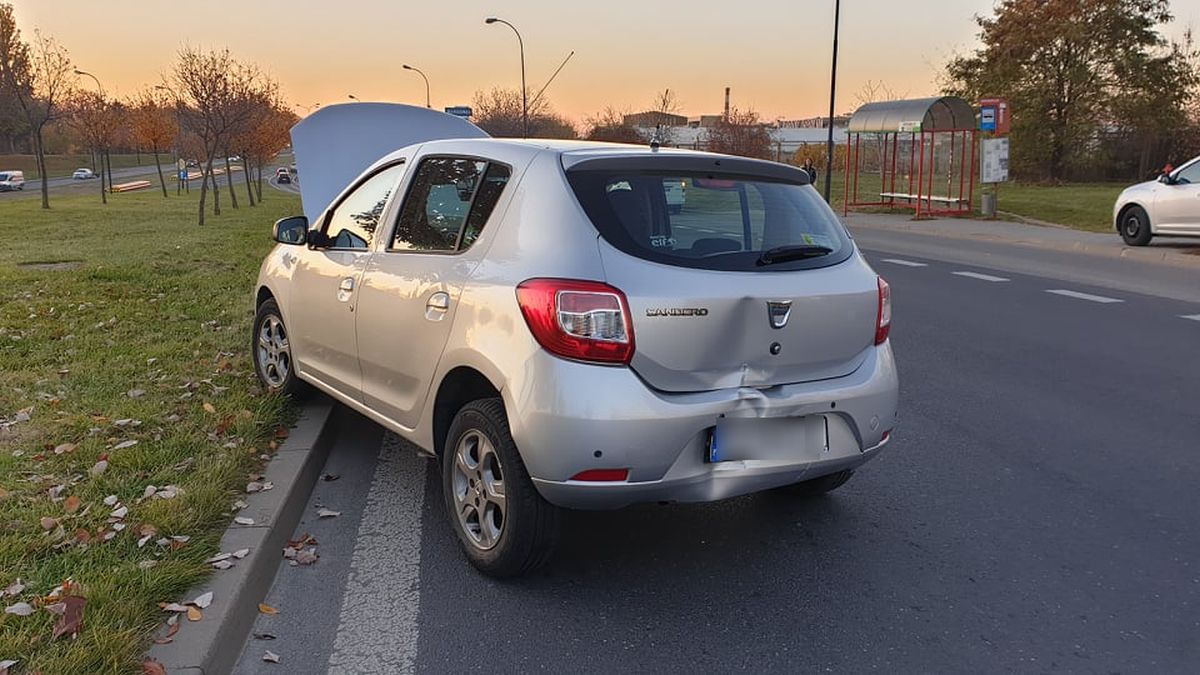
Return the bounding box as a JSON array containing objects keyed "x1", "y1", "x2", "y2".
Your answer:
[{"x1": 649, "y1": 125, "x2": 662, "y2": 151}]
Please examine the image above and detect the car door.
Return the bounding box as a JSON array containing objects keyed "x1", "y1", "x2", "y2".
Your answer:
[
  {"x1": 1154, "y1": 160, "x2": 1200, "y2": 232},
  {"x1": 289, "y1": 161, "x2": 408, "y2": 399},
  {"x1": 355, "y1": 156, "x2": 513, "y2": 429}
]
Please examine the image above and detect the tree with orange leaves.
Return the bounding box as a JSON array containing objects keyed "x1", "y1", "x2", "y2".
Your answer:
[{"x1": 130, "y1": 88, "x2": 178, "y2": 197}]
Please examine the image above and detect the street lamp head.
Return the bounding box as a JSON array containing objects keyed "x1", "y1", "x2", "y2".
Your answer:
[
  {"x1": 403, "y1": 64, "x2": 413, "y2": 70},
  {"x1": 73, "y1": 69, "x2": 85, "y2": 75},
  {"x1": 348, "y1": 94, "x2": 358, "y2": 100},
  {"x1": 485, "y1": 16, "x2": 498, "y2": 24}
]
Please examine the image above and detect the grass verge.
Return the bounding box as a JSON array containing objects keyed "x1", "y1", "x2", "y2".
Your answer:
[{"x1": 0, "y1": 187, "x2": 300, "y2": 672}]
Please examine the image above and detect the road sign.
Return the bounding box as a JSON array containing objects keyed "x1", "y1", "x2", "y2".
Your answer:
[
  {"x1": 444, "y1": 106, "x2": 473, "y2": 119},
  {"x1": 981, "y1": 138, "x2": 1010, "y2": 184},
  {"x1": 978, "y1": 97, "x2": 1010, "y2": 135}
]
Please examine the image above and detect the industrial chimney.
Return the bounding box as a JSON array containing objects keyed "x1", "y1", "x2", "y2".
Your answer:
[{"x1": 724, "y1": 87, "x2": 731, "y2": 118}]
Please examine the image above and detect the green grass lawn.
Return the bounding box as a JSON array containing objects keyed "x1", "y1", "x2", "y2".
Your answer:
[
  {"x1": 0, "y1": 154, "x2": 154, "y2": 180},
  {"x1": 0, "y1": 188, "x2": 298, "y2": 672}
]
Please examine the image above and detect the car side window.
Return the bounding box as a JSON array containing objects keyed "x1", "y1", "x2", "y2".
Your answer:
[
  {"x1": 391, "y1": 157, "x2": 511, "y2": 252},
  {"x1": 323, "y1": 163, "x2": 407, "y2": 250},
  {"x1": 1174, "y1": 162, "x2": 1200, "y2": 185}
]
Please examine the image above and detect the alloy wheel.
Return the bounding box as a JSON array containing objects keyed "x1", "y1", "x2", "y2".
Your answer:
[
  {"x1": 451, "y1": 430, "x2": 506, "y2": 550},
  {"x1": 256, "y1": 314, "x2": 291, "y2": 388}
]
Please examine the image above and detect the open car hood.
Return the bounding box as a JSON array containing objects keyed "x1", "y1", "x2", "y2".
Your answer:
[{"x1": 290, "y1": 102, "x2": 488, "y2": 221}]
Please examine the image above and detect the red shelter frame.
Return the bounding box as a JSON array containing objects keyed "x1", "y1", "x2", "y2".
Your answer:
[{"x1": 842, "y1": 96, "x2": 978, "y2": 218}]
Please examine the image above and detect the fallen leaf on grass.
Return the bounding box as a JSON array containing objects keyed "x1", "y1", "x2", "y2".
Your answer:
[
  {"x1": 1, "y1": 659, "x2": 18, "y2": 675},
  {"x1": 64, "y1": 495, "x2": 82, "y2": 514},
  {"x1": 160, "y1": 603, "x2": 188, "y2": 613},
  {"x1": 127, "y1": 389, "x2": 146, "y2": 398},
  {"x1": 190, "y1": 591, "x2": 213, "y2": 609},
  {"x1": 317, "y1": 509, "x2": 341, "y2": 518},
  {"x1": 202, "y1": 401, "x2": 216, "y2": 414},
  {"x1": 263, "y1": 650, "x2": 280, "y2": 663},
  {"x1": 273, "y1": 427, "x2": 289, "y2": 439},
  {"x1": 232, "y1": 548, "x2": 250, "y2": 559},
  {"x1": 186, "y1": 606, "x2": 202, "y2": 622},
  {"x1": 112, "y1": 440, "x2": 138, "y2": 451},
  {"x1": 143, "y1": 659, "x2": 167, "y2": 673},
  {"x1": 4, "y1": 602, "x2": 33, "y2": 616},
  {"x1": 103, "y1": 495, "x2": 119, "y2": 506},
  {"x1": 257, "y1": 603, "x2": 278, "y2": 615},
  {"x1": 212, "y1": 560, "x2": 234, "y2": 570},
  {"x1": 137, "y1": 560, "x2": 158, "y2": 570},
  {"x1": 53, "y1": 442, "x2": 76, "y2": 455},
  {"x1": 3, "y1": 580, "x2": 24, "y2": 597},
  {"x1": 50, "y1": 595, "x2": 85, "y2": 640},
  {"x1": 110, "y1": 505, "x2": 128, "y2": 519},
  {"x1": 89, "y1": 456, "x2": 109, "y2": 476},
  {"x1": 40, "y1": 516, "x2": 58, "y2": 531},
  {"x1": 246, "y1": 481, "x2": 265, "y2": 493}
]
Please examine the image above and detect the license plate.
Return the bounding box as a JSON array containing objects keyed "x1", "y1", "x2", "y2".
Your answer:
[{"x1": 708, "y1": 416, "x2": 828, "y2": 462}]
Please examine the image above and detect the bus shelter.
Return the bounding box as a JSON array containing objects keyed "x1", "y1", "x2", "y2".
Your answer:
[{"x1": 843, "y1": 96, "x2": 977, "y2": 218}]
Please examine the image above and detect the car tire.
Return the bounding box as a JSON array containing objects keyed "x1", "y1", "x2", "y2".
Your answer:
[
  {"x1": 776, "y1": 469, "x2": 854, "y2": 497},
  {"x1": 1119, "y1": 206, "x2": 1153, "y2": 246},
  {"x1": 252, "y1": 299, "x2": 307, "y2": 397},
  {"x1": 442, "y1": 398, "x2": 560, "y2": 578}
]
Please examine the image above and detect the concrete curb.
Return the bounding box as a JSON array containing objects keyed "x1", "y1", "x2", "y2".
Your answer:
[
  {"x1": 846, "y1": 218, "x2": 1200, "y2": 270},
  {"x1": 146, "y1": 396, "x2": 337, "y2": 674}
]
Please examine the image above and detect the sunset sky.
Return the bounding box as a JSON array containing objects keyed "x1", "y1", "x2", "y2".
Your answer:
[{"x1": 9, "y1": 0, "x2": 1199, "y2": 124}]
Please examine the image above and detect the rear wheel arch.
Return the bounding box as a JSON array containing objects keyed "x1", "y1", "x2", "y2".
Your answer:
[{"x1": 433, "y1": 367, "x2": 503, "y2": 458}]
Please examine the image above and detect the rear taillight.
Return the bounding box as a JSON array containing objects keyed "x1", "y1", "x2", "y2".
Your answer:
[
  {"x1": 875, "y1": 276, "x2": 891, "y2": 345},
  {"x1": 516, "y1": 279, "x2": 635, "y2": 364}
]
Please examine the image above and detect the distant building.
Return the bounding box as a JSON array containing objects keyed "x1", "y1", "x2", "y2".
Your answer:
[
  {"x1": 622, "y1": 111, "x2": 689, "y2": 128},
  {"x1": 687, "y1": 115, "x2": 725, "y2": 129},
  {"x1": 775, "y1": 116, "x2": 852, "y2": 129}
]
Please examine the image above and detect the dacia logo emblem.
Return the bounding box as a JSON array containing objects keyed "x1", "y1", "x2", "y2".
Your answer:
[{"x1": 767, "y1": 301, "x2": 792, "y2": 329}]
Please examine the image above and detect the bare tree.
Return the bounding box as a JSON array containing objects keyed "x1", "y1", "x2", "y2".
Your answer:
[
  {"x1": 471, "y1": 87, "x2": 576, "y2": 139},
  {"x1": 130, "y1": 87, "x2": 178, "y2": 197},
  {"x1": 653, "y1": 88, "x2": 681, "y2": 115},
  {"x1": 705, "y1": 106, "x2": 772, "y2": 159},
  {"x1": 67, "y1": 90, "x2": 120, "y2": 203},
  {"x1": 584, "y1": 107, "x2": 644, "y2": 144},
  {"x1": 0, "y1": 5, "x2": 75, "y2": 208}
]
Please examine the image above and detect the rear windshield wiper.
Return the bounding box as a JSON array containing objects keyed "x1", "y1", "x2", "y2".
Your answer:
[{"x1": 756, "y1": 244, "x2": 834, "y2": 266}]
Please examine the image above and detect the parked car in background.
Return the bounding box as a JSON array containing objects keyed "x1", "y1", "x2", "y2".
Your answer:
[
  {"x1": 253, "y1": 104, "x2": 899, "y2": 577},
  {"x1": 664, "y1": 178, "x2": 686, "y2": 213},
  {"x1": 1114, "y1": 154, "x2": 1200, "y2": 246},
  {"x1": 72, "y1": 168, "x2": 97, "y2": 180},
  {"x1": 275, "y1": 167, "x2": 291, "y2": 184},
  {"x1": 0, "y1": 170, "x2": 25, "y2": 191}
]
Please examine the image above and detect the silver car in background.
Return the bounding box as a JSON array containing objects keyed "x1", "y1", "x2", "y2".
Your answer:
[
  {"x1": 1114, "y1": 154, "x2": 1200, "y2": 246},
  {"x1": 254, "y1": 104, "x2": 899, "y2": 577}
]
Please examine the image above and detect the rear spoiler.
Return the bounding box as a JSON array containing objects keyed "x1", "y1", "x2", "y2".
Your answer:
[{"x1": 290, "y1": 103, "x2": 488, "y2": 221}]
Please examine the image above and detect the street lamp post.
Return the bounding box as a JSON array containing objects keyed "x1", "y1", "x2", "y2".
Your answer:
[
  {"x1": 823, "y1": 0, "x2": 841, "y2": 203},
  {"x1": 75, "y1": 68, "x2": 110, "y2": 197},
  {"x1": 485, "y1": 16, "x2": 527, "y2": 138},
  {"x1": 403, "y1": 64, "x2": 431, "y2": 108}
]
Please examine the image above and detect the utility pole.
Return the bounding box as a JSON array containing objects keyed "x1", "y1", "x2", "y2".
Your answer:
[{"x1": 823, "y1": 0, "x2": 841, "y2": 203}]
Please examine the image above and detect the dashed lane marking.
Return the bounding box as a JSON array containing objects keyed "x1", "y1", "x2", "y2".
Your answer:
[
  {"x1": 1045, "y1": 289, "x2": 1124, "y2": 304},
  {"x1": 952, "y1": 271, "x2": 1010, "y2": 282},
  {"x1": 880, "y1": 258, "x2": 928, "y2": 267}
]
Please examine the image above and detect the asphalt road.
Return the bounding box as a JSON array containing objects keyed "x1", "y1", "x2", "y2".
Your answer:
[{"x1": 233, "y1": 230, "x2": 1200, "y2": 674}]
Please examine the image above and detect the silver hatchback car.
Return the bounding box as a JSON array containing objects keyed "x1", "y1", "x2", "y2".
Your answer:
[{"x1": 254, "y1": 104, "x2": 899, "y2": 577}]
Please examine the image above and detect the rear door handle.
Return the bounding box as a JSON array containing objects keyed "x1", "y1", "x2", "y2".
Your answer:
[
  {"x1": 339, "y1": 277, "x2": 355, "y2": 292},
  {"x1": 425, "y1": 292, "x2": 451, "y2": 321}
]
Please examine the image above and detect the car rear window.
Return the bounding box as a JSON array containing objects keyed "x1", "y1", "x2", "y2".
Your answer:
[{"x1": 566, "y1": 170, "x2": 853, "y2": 271}]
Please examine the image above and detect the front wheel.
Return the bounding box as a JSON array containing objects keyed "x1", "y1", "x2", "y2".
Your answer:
[
  {"x1": 1119, "y1": 206, "x2": 1153, "y2": 246},
  {"x1": 252, "y1": 299, "x2": 306, "y2": 397},
  {"x1": 443, "y1": 398, "x2": 560, "y2": 578}
]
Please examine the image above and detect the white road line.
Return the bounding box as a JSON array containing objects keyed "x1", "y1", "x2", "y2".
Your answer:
[
  {"x1": 881, "y1": 258, "x2": 928, "y2": 267},
  {"x1": 952, "y1": 271, "x2": 1010, "y2": 282},
  {"x1": 1181, "y1": 314, "x2": 1200, "y2": 322},
  {"x1": 1045, "y1": 289, "x2": 1124, "y2": 304},
  {"x1": 328, "y1": 434, "x2": 426, "y2": 675}
]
